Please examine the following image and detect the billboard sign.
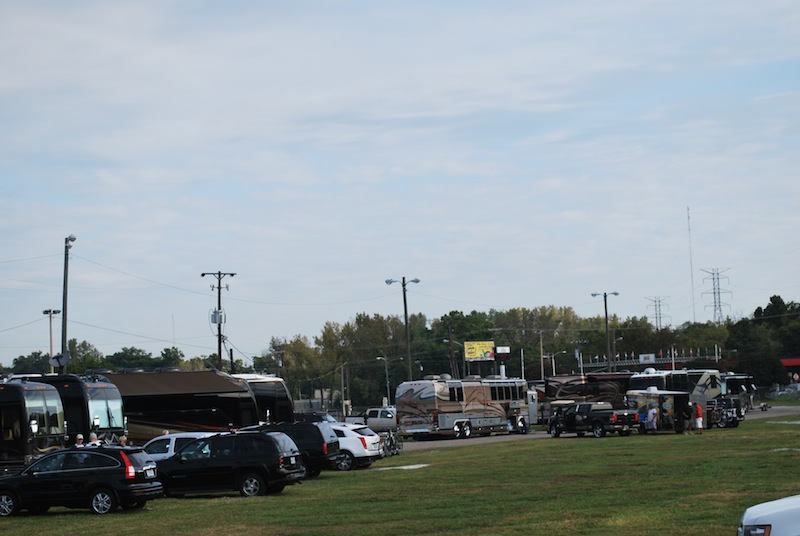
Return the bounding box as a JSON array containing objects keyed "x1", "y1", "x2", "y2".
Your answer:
[{"x1": 465, "y1": 341, "x2": 495, "y2": 362}]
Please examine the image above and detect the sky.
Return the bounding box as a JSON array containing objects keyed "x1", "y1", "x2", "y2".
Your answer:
[{"x1": 1, "y1": 1, "x2": 799, "y2": 368}]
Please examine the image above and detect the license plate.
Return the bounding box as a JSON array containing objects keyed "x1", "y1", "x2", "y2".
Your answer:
[
  {"x1": 145, "y1": 468, "x2": 156, "y2": 479},
  {"x1": 290, "y1": 456, "x2": 296, "y2": 465}
]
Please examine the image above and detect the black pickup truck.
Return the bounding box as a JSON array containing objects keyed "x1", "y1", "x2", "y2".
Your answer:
[{"x1": 548, "y1": 402, "x2": 639, "y2": 438}]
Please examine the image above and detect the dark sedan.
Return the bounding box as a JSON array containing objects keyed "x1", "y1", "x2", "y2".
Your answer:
[{"x1": 0, "y1": 446, "x2": 163, "y2": 516}]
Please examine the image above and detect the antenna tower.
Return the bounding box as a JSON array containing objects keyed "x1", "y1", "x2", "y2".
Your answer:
[{"x1": 687, "y1": 207, "x2": 697, "y2": 322}]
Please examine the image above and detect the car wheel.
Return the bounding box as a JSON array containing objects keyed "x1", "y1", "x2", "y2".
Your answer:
[
  {"x1": 89, "y1": 488, "x2": 117, "y2": 515},
  {"x1": 592, "y1": 422, "x2": 606, "y2": 438},
  {"x1": 306, "y1": 466, "x2": 322, "y2": 478},
  {"x1": 239, "y1": 472, "x2": 265, "y2": 497},
  {"x1": 337, "y1": 451, "x2": 355, "y2": 471},
  {"x1": 549, "y1": 425, "x2": 561, "y2": 438},
  {"x1": 0, "y1": 492, "x2": 19, "y2": 517}
]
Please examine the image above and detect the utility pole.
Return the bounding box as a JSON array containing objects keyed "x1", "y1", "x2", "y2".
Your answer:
[
  {"x1": 61, "y1": 234, "x2": 76, "y2": 366},
  {"x1": 201, "y1": 271, "x2": 235, "y2": 370}
]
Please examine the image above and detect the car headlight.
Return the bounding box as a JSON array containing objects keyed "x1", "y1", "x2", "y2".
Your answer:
[{"x1": 738, "y1": 525, "x2": 771, "y2": 536}]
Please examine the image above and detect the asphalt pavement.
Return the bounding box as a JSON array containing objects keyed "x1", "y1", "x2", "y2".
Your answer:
[{"x1": 399, "y1": 404, "x2": 800, "y2": 452}]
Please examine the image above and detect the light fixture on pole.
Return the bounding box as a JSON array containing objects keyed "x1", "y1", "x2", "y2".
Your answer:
[
  {"x1": 591, "y1": 291, "x2": 619, "y2": 371},
  {"x1": 386, "y1": 277, "x2": 420, "y2": 380},
  {"x1": 43, "y1": 309, "x2": 61, "y2": 373},
  {"x1": 61, "y1": 234, "x2": 76, "y2": 369},
  {"x1": 550, "y1": 350, "x2": 567, "y2": 376}
]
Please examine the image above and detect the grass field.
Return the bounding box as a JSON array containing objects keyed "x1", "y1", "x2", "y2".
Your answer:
[{"x1": 3, "y1": 415, "x2": 800, "y2": 535}]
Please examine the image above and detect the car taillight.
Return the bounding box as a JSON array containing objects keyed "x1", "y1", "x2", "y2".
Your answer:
[
  {"x1": 359, "y1": 437, "x2": 367, "y2": 449},
  {"x1": 278, "y1": 455, "x2": 285, "y2": 466},
  {"x1": 609, "y1": 415, "x2": 617, "y2": 423},
  {"x1": 120, "y1": 451, "x2": 135, "y2": 480},
  {"x1": 323, "y1": 443, "x2": 328, "y2": 455}
]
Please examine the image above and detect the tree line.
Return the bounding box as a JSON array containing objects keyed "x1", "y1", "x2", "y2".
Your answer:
[{"x1": 4, "y1": 295, "x2": 798, "y2": 409}]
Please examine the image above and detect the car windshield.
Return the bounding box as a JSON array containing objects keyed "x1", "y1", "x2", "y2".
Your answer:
[
  {"x1": 315, "y1": 423, "x2": 338, "y2": 442},
  {"x1": 268, "y1": 433, "x2": 299, "y2": 453}
]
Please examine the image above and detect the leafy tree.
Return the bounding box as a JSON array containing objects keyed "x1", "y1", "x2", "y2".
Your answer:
[
  {"x1": 106, "y1": 347, "x2": 155, "y2": 371},
  {"x1": 67, "y1": 340, "x2": 105, "y2": 373},
  {"x1": 160, "y1": 347, "x2": 185, "y2": 368},
  {"x1": 11, "y1": 351, "x2": 51, "y2": 374}
]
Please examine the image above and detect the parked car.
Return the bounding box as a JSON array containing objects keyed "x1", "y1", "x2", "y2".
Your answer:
[
  {"x1": 142, "y1": 431, "x2": 215, "y2": 462},
  {"x1": 344, "y1": 406, "x2": 398, "y2": 432},
  {"x1": 0, "y1": 445, "x2": 162, "y2": 516},
  {"x1": 242, "y1": 421, "x2": 342, "y2": 478},
  {"x1": 738, "y1": 494, "x2": 800, "y2": 536},
  {"x1": 294, "y1": 412, "x2": 337, "y2": 424},
  {"x1": 330, "y1": 422, "x2": 383, "y2": 471},
  {"x1": 156, "y1": 431, "x2": 305, "y2": 497}
]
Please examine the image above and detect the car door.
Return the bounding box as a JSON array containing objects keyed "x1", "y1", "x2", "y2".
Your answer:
[
  {"x1": 163, "y1": 436, "x2": 223, "y2": 492},
  {"x1": 16, "y1": 451, "x2": 85, "y2": 506}
]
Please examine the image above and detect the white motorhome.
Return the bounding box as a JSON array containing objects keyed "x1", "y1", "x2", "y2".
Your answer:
[{"x1": 395, "y1": 374, "x2": 534, "y2": 439}]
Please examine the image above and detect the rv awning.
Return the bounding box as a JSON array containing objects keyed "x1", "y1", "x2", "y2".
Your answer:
[{"x1": 104, "y1": 371, "x2": 250, "y2": 397}]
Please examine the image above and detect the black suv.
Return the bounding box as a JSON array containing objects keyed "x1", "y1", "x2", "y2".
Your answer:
[
  {"x1": 245, "y1": 421, "x2": 342, "y2": 478},
  {"x1": 0, "y1": 446, "x2": 162, "y2": 516},
  {"x1": 157, "y1": 431, "x2": 305, "y2": 497}
]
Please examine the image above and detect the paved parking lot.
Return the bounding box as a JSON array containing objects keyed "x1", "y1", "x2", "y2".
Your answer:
[{"x1": 400, "y1": 404, "x2": 800, "y2": 452}]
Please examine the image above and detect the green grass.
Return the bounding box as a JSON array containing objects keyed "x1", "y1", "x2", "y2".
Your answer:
[{"x1": 4, "y1": 417, "x2": 800, "y2": 535}]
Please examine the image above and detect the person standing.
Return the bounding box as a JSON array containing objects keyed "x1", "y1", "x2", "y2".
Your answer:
[
  {"x1": 695, "y1": 403, "x2": 704, "y2": 435},
  {"x1": 647, "y1": 403, "x2": 658, "y2": 433},
  {"x1": 75, "y1": 433, "x2": 85, "y2": 447}
]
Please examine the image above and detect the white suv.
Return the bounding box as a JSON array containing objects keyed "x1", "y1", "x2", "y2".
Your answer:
[
  {"x1": 330, "y1": 423, "x2": 383, "y2": 471},
  {"x1": 738, "y1": 494, "x2": 800, "y2": 536},
  {"x1": 143, "y1": 432, "x2": 215, "y2": 462}
]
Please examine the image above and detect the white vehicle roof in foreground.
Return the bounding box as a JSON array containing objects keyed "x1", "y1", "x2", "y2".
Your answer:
[
  {"x1": 740, "y1": 494, "x2": 800, "y2": 534},
  {"x1": 332, "y1": 422, "x2": 366, "y2": 430}
]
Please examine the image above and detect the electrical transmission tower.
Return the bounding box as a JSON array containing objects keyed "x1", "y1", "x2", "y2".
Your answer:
[
  {"x1": 646, "y1": 296, "x2": 670, "y2": 330},
  {"x1": 701, "y1": 268, "x2": 731, "y2": 324}
]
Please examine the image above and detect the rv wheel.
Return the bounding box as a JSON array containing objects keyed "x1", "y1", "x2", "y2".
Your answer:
[{"x1": 462, "y1": 422, "x2": 472, "y2": 438}]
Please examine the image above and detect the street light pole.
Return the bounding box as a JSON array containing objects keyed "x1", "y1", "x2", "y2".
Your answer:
[
  {"x1": 386, "y1": 277, "x2": 420, "y2": 380},
  {"x1": 377, "y1": 356, "x2": 391, "y2": 404},
  {"x1": 550, "y1": 350, "x2": 567, "y2": 375},
  {"x1": 592, "y1": 291, "x2": 619, "y2": 371},
  {"x1": 61, "y1": 234, "x2": 76, "y2": 366},
  {"x1": 43, "y1": 309, "x2": 61, "y2": 373}
]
